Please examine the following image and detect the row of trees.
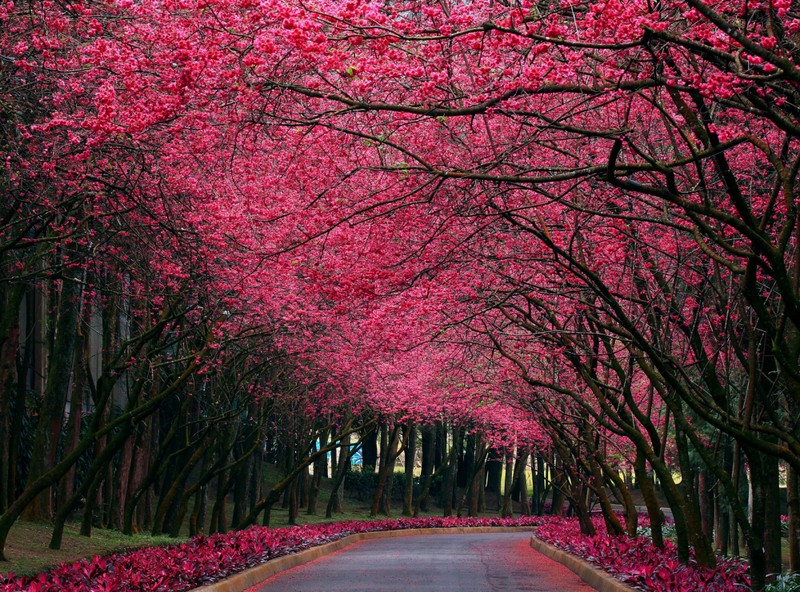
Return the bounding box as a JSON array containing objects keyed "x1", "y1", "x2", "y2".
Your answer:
[{"x1": 3, "y1": 0, "x2": 800, "y2": 589}]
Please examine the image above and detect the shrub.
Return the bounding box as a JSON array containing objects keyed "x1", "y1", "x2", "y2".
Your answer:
[{"x1": 766, "y1": 572, "x2": 800, "y2": 592}]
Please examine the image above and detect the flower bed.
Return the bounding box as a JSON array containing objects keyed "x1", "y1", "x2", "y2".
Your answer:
[
  {"x1": 0, "y1": 516, "x2": 547, "y2": 592},
  {"x1": 534, "y1": 518, "x2": 750, "y2": 591}
]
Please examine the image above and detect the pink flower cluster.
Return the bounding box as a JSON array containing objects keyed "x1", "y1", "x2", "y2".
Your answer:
[
  {"x1": 535, "y1": 519, "x2": 750, "y2": 591},
  {"x1": 0, "y1": 516, "x2": 546, "y2": 591}
]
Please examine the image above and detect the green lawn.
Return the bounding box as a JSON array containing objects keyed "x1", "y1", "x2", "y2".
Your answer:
[{"x1": 0, "y1": 521, "x2": 180, "y2": 577}]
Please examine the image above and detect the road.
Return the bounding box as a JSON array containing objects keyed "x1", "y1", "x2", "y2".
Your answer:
[{"x1": 246, "y1": 531, "x2": 596, "y2": 592}]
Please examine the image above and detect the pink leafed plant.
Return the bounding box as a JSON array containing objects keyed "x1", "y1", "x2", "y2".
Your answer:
[{"x1": 535, "y1": 518, "x2": 750, "y2": 592}]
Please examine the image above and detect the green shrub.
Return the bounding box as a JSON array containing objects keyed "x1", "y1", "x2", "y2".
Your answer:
[{"x1": 766, "y1": 573, "x2": 800, "y2": 592}]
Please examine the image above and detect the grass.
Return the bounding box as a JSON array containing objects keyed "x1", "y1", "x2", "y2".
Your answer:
[{"x1": 0, "y1": 520, "x2": 180, "y2": 577}]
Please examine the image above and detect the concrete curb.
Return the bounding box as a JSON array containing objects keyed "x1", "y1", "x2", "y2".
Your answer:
[
  {"x1": 529, "y1": 536, "x2": 637, "y2": 592},
  {"x1": 193, "y1": 526, "x2": 536, "y2": 592}
]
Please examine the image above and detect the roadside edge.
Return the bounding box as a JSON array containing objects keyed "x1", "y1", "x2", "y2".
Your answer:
[{"x1": 529, "y1": 536, "x2": 637, "y2": 592}]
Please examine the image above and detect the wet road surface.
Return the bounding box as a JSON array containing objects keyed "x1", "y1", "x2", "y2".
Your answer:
[{"x1": 246, "y1": 532, "x2": 596, "y2": 592}]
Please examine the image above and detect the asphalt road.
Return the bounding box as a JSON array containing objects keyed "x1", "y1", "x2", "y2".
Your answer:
[{"x1": 246, "y1": 532, "x2": 596, "y2": 592}]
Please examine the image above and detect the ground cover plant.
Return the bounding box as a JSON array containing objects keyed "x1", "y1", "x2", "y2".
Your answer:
[{"x1": 536, "y1": 517, "x2": 751, "y2": 591}]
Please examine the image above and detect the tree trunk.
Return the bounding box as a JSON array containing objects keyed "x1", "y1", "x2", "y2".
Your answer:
[
  {"x1": 486, "y1": 448, "x2": 503, "y2": 510},
  {"x1": 419, "y1": 425, "x2": 436, "y2": 512},
  {"x1": 589, "y1": 455, "x2": 626, "y2": 536},
  {"x1": 0, "y1": 285, "x2": 24, "y2": 514},
  {"x1": 153, "y1": 437, "x2": 207, "y2": 536},
  {"x1": 50, "y1": 420, "x2": 132, "y2": 549},
  {"x1": 24, "y1": 274, "x2": 82, "y2": 521},
  {"x1": 287, "y1": 476, "x2": 299, "y2": 525},
  {"x1": 434, "y1": 422, "x2": 445, "y2": 471},
  {"x1": 698, "y1": 471, "x2": 713, "y2": 543},
  {"x1": 189, "y1": 485, "x2": 206, "y2": 537},
  {"x1": 501, "y1": 452, "x2": 515, "y2": 518},
  {"x1": 112, "y1": 428, "x2": 135, "y2": 530},
  {"x1": 788, "y1": 465, "x2": 800, "y2": 573},
  {"x1": 763, "y1": 451, "x2": 782, "y2": 577},
  {"x1": 402, "y1": 422, "x2": 416, "y2": 517},
  {"x1": 442, "y1": 428, "x2": 462, "y2": 517},
  {"x1": 326, "y1": 434, "x2": 353, "y2": 518},
  {"x1": 209, "y1": 470, "x2": 229, "y2": 535},
  {"x1": 635, "y1": 451, "x2": 664, "y2": 548},
  {"x1": 232, "y1": 452, "x2": 251, "y2": 526},
  {"x1": 362, "y1": 427, "x2": 378, "y2": 471},
  {"x1": 373, "y1": 425, "x2": 401, "y2": 516},
  {"x1": 468, "y1": 440, "x2": 487, "y2": 517},
  {"x1": 516, "y1": 452, "x2": 530, "y2": 516},
  {"x1": 459, "y1": 434, "x2": 474, "y2": 490},
  {"x1": 307, "y1": 438, "x2": 326, "y2": 515},
  {"x1": 55, "y1": 324, "x2": 87, "y2": 523}
]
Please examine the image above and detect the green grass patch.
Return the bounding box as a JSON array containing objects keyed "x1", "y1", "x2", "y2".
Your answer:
[{"x1": 0, "y1": 520, "x2": 181, "y2": 577}]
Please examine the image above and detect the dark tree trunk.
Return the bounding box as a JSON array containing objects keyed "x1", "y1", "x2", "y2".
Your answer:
[
  {"x1": 376, "y1": 426, "x2": 401, "y2": 516},
  {"x1": 362, "y1": 428, "x2": 378, "y2": 472},
  {"x1": 442, "y1": 428, "x2": 462, "y2": 517},
  {"x1": 635, "y1": 451, "x2": 664, "y2": 549},
  {"x1": 434, "y1": 423, "x2": 446, "y2": 471},
  {"x1": 486, "y1": 448, "x2": 503, "y2": 509},
  {"x1": 24, "y1": 274, "x2": 82, "y2": 521},
  {"x1": 51, "y1": 420, "x2": 133, "y2": 549},
  {"x1": 515, "y1": 452, "x2": 530, "y2": 516},
  {"x1": 307, "y1": 450, "x2": 324, "y2": 515},
  {"x1": 287, "y1": 476, "x2": 299, "y2": 525},
  {"x1": 209, "y1": 470, "x2": 229, "y2": 535},
  {"x1": 402, "y1": 422, "x2": 416, "y2": 517},
  {"x1": 468, "y1": 440, "x2": 487, "y2": 517},
  {"x1": 716, "y1": 435, "x2": 733, "y2": 556},
  {"x1": 55, "y1": 324, "x2": 87, "y2": 523},
  {"x1": 0, "y1": 285, "x2": 24, "y2": 513},
  {"x1": 189, "y1": 485, "x2": 206, "y2": 537},
  {"x1": 419, "y1": 425, "x2": 436, "y2": 512},
  {"x1": 698, "y1": 471, "x2": 713, "y2": 543},
  {"x1": 152, "y1": 437, "x2": 206, "y2": 536},
  {"x1": 458, "y1": 434, "x2": 474, "y2": 490},
  {"x1": 326, "y1": 434, "x2": 353, "y2": 518},
  {"x1": 533, "y1": 455, "x2": 545, "y2": 515},
  {"x1": 501, "y1": 453, "x2": 515, "y2": 518},
  {"x1": 763, "y1": 452, "x2": 782, "y2": 577},
  {"x1": 112, "y1": 428, "x2": 135, "y2": 530},
  {"x1": 789, "y1": 465, "x2": 800, "y2": 572}
]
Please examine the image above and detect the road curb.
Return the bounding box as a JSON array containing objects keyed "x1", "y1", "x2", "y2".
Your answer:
[
  {"x1": 193, "y1": 526, "x2": 536, "y2": 592},
  {"x1": 529, "y1": 536, "x2": 637, "y2": 592}
]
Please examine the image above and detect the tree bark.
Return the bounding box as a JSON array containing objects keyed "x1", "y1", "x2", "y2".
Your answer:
[
  {"x1": 635, "y1": 451, "x2": 664, "y2": 548},
  {"x1": 419, "y1": 425, "x2": 436, "y2": 512},
  {"x1": 326, "y1": 433, "x2": 354, "y2": 518},
  {"x1": 501, "y1": 452, "x2": 515, "y2": 518},
  {"x1": 361, "y1": 427, "x2": 378, "y2": 471},
  {"x1": 24, "y1": 274, "x2": 82, "y2": 521},
  {"x1": 402, "y1": 422, "x2": 416, "y2": 517},
  {"x1": 0, "y1": 284, "x2": 24, "y2": 514},
  {"x1": 789, "y1": 465, "x2": 800, "y2": 572},
  {"x1": 372, "y1": 424, "x2": 402, "y2": 516}
]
